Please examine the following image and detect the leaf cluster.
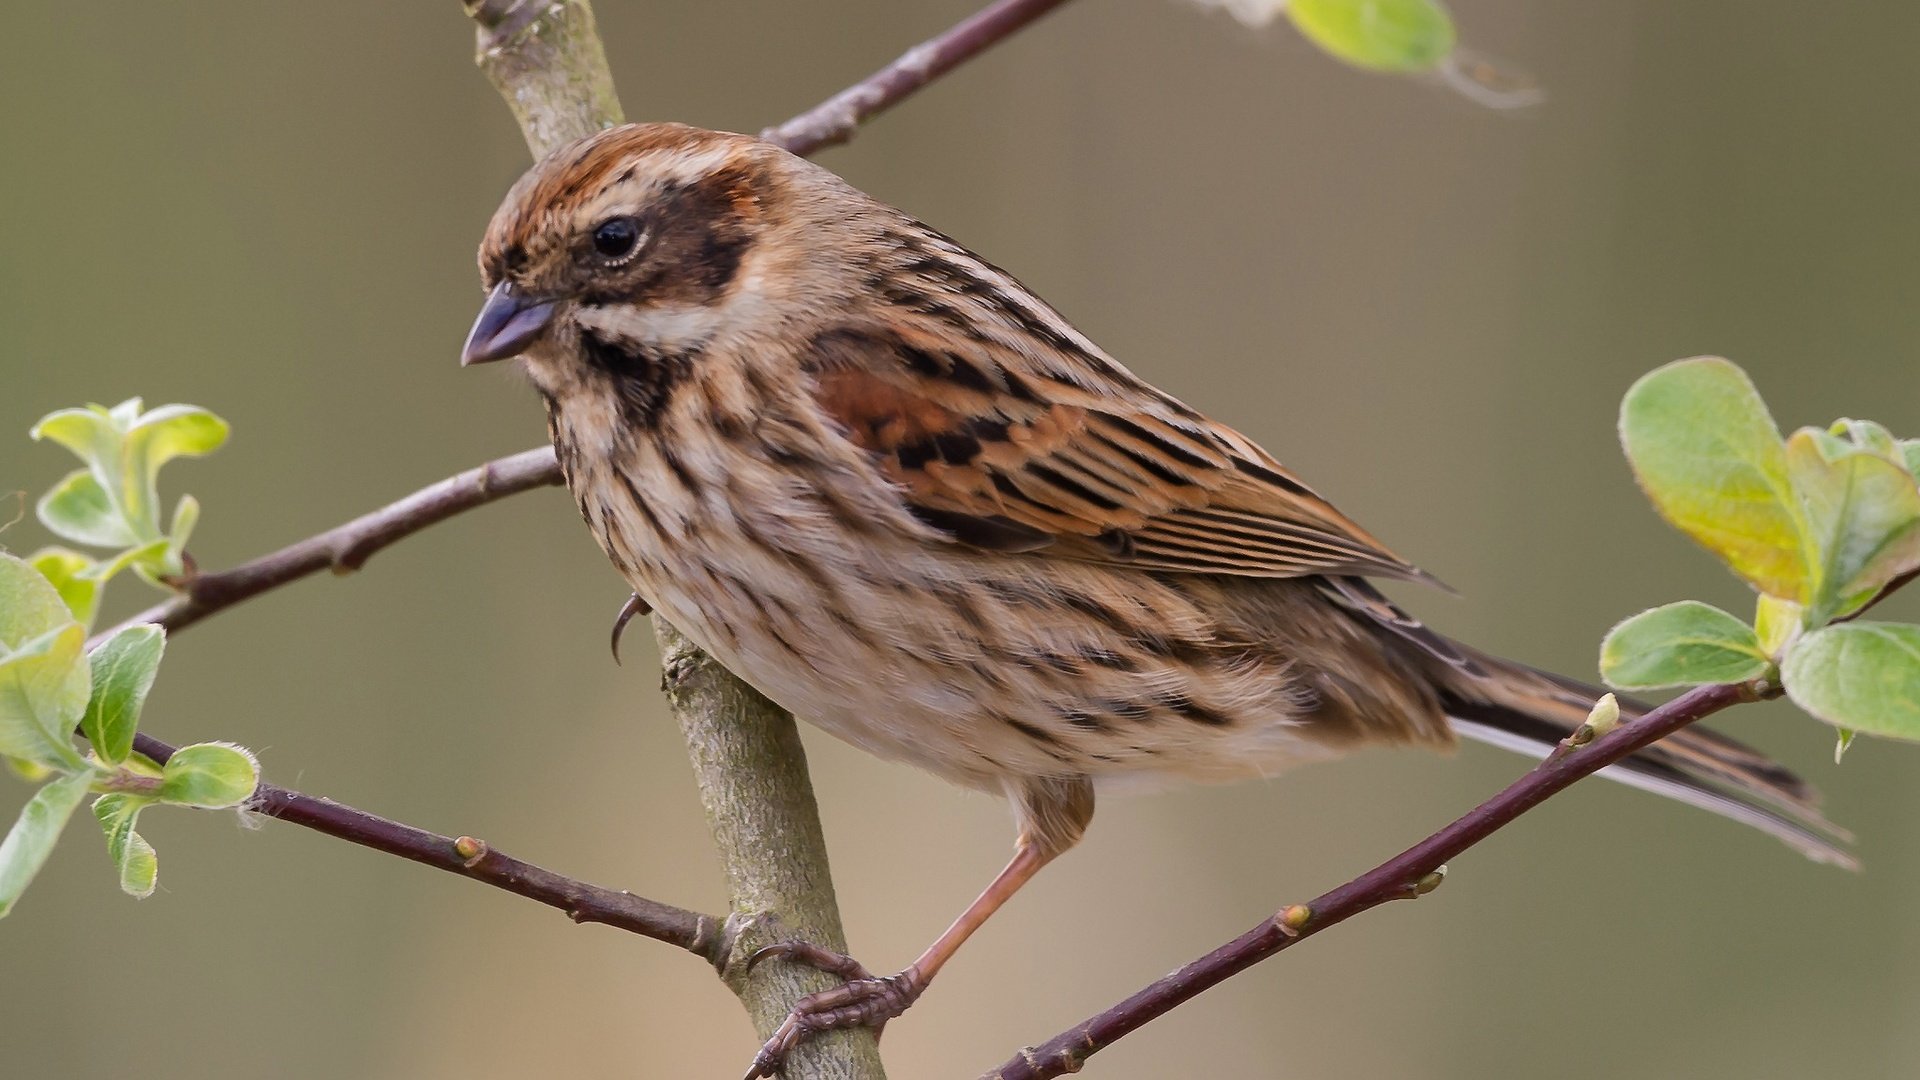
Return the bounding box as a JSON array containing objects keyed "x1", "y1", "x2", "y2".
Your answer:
[
  {"x1": 1606, "y1": 357, "x2": 1920, "y2": 753},
  {"x1": 1, "y1": 402, "x2": 255, "y2": 918}
]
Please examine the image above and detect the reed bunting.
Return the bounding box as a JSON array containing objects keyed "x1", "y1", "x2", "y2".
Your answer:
[{"x1": 461, "y1": 123, "x2": 1850, "y2": 1076}]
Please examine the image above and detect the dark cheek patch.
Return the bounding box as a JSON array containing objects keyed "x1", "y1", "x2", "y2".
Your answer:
[{"x1": 576, "y1": 164, "x2": 762, "y2": 308}]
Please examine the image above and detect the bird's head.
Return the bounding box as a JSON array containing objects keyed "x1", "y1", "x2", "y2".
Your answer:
[{"x1": 462, "y1": 122, "x2": 863, "y2": 398}]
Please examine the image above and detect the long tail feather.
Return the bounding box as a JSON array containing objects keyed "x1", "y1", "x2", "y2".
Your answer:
[{"x1": 1437, "y1": 645, "x2": 1857, "y2": 870}]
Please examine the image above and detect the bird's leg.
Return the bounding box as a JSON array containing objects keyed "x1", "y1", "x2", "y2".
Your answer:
[{"x1": 741, "y1": 840, "x2": 1054, "y2": 1079}]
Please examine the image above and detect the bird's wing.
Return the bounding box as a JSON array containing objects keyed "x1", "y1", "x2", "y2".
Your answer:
[{"x1": 802, "y1": 305, "x2": 1433, "y2": 584}]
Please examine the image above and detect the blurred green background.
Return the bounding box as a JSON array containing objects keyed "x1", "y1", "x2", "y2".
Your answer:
[{"x1": 6, "y1": 2, "x2": 1920, "y2": 1077}]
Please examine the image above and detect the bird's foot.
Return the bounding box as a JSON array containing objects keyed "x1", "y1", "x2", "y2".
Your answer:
[
  {"x1": 609, "y1": 591, "x2": 650, "y2": 664},
  {"x1": 740, "y1": 941, "x2": 926, "y2": 1079}
]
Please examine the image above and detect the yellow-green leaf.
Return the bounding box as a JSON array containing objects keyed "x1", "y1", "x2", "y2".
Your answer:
[
  {"x1": 0, "y1": 770, "x2": 93, "y2": 918},
  {"x1": 0, "y1": 552, "x2": 78, "y2": 648},
  {"x1": 27, "y1": 548, "x2": 101, "y2": 630},
  {"x1": 1619, "y1": 357, "x2": 1807, "y2": 601},
  {"x1": 1785, "y1": 427, "x2": 1920, "y2": 623},
  {"x1": 0, "y1": 624, "x2": 92, "y2": 770},
  {"x1": 35, "y1": 470, "x2": 136, "y2": 549},
  {"x1": 1287, "y1": 0, "x2": 1456, "y2": 72}
]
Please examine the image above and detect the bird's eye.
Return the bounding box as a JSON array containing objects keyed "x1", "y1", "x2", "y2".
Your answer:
[{"x1": 591, "y1": 217, "x2": 644, "y2": 262}]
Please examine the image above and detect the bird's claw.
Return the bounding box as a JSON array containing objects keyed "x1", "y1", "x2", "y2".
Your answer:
[
  {"x1": 740, "y1": 943, "x2": 926, "y2": 1079},
  {"x1": 609, "y1": 591, "x2": 650, "y2": 664}
]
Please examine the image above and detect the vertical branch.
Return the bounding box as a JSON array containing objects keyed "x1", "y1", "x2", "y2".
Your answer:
[
  {"x1": 466, "y1": 0, "x2": 624, "y2": 155},
  {"x1": 658, "y1": 625, "x2": 887, "y2": 1079},
  {"x1": 459, "y1": 3, "x2": 883, "y2": 1076}
]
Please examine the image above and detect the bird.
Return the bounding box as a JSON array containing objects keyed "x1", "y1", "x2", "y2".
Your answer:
[{"x1": 460, "y1": 122, "x2": 1852, "y2": 1076}]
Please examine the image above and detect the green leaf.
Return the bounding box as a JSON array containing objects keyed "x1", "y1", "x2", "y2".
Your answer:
[
  {"x1": 81, "y1": 625, "x2": 165, "y2": 766},
  {"x1": 7, "y1": 756, "x2": 53, "y2": 783},
  {"x1": 1900, "y1": 439, "x2": 1920, "y2": 480},
  {"x1": 1754, "y1": 593, "x2": 1804, "y2": 656},
  {"x1": 1619, "y1": 357, "x2": 1808, "y2": 602},
  {"x1": 30, "y1": 406, "x2": 122, "y2": 471},
  {"x1": 156, "y1": 742, "x2": 258, "y2": 809},
  {"x1": 35, "y1": 470, "x2": 136, "y2": 549},
  {"x1": 0, "y1": 770, "x2": 93, "y2": 918},
  {"x1": 78, "y1": 537, "x2": 170, "y2": 584},
  {"x1": 92, "y1": 793, "x2": 157, "y2": 898},
  {"x1": 27, "y1": 548, "x2": 101, "y2": 629},
  {"x1": 1835, "y1": 727, "x2": 1858, "y2": 764},
  {"x1": 1782, "y1": 622, "x2": 1920, "y2": 741},
  {"x1": 1287, "y1": 0, "x2": 1456, "y2": 72},
  {"x1": 0, "y1": 624, "x2": 92, "y2": 770},
  {"x1": 31, "y1": 400, "x2": 227, "y2": 551},
  {"x1": 1832, "y1": 418, "x2": 1898, "y2": 459},
  {"x1": 120, "y1": 406, "x2": 227, "y2": 539},
  {"x1": 1600, "y1": 600, "x2": 1771, "y2": 689},
  {"x1": 1785, "y1": 427, "x2": 1920, "y2": 623},
  {"x1": 160, "y1": 494, "x2": 200, "y2": 579},
  {"x1": 0, "y1": 551, "x2": 80, "y2": 648}
]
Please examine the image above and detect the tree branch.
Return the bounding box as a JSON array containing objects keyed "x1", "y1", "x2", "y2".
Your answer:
[
  {"x1": 129, "y1": 730, "x2": 722, "y2": 956},
  {"x1": 762, "y1": 0, "x2": 1077, "y2": 155},
  {"x1": 985, "y1": 681, "x2": 1762, "y2": 1080},
  {"x1": 101, "y1": 447, "x2": 562, "y2": 642},
  {"x1": 657, "y1": 624, "x2": 885, "y2": 1079}
]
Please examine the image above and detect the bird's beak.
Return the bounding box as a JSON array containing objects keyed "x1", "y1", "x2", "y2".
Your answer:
[{"x1": 461, "y1": 282, "x2": 559, "y2": 366}]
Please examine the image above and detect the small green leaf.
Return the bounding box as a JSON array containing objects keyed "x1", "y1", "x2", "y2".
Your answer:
[
  {"x1": 0, "y1": 770, "x2": 93, "y2": 918},
  {"x1": 156, "y1": 742, "x2": 258, "y2": 809},
  {"x1": 78, "y1": 537, "x2": 170, "y2": 584},
  {"x1": 1785, "y1": 427, "x2": 1920, "y2": 623},
  {"x1": 1835, "y1": 727, "x2": 1857, "y2": 764},
  {"x1": 92, "y1": 793, "x2": 157, "y2": 898},
  {"x1": 35, "y1": 470, "x2": 137, "y2": 549},
  {"x1": 0, "y1": 552, "x2": 80, "y2": 647},
  {"x1": 81, "y1": 625, "x2": 165, "y2": 766},
  {"x1": 160, "y1": 494, "x2": 200, "y2": 579},
  {"x1": 30, "y1": 406, "x2": 121, "y2": 470},
  {"x1": 7, "y1": 756, "x2": 53, "y2": 783},
  {"x1": 120, "y1": 406, "x2": 227, "y2": 539},
  {"x1": 1832, "y1": 418, "x2": 1899, "y2": 459},
  {"x1": 1600, "y1": 600, "x2": 1771, "y2": 689},
  {"x1": 27, "y1": 548, "x2": 101, "y2": 629},
  {"x1": 1754, "y1": 594, "x2": 1804, "y2": 657},
  {"x1": 1782, "y1": 622, "x2": 1920, "y2": 741},
  {"x1": 1620, "y1": 358, "x2": 1808, "y2": 602},
  {"x1": 1900, "y1": 439, "x2": 1920, "y2": 480},
  {"x1": 0, "y1": 624, "x2": 92, "y2": 770},
  {"x1": 1287, "y1": 0, "x2": 1457, "y2": 72}
]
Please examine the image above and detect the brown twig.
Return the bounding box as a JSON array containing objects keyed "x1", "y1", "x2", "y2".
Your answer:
[
  {"x1": 762, "y1": 0, "x2": 1077, "y2": 155},
  {"x1": 986, "y1": 681, "x2": 1762, "y2": 1080},
  {"x1": 129, "y1": 729, "x2": 723, "y2": 959},
  {"x1": 97, "y1": 447, "x2": 563, "y2": 644}
]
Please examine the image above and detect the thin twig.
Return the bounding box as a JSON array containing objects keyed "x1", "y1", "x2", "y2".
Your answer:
[
  {"x1": 129, "y1": 730, "x2": 724, "y2": 958},
  {"x1": 762, "y1": 0, "x2": 1077, "y2": 155},
  {"x1": 985, "y1": 681, "x2": 1760, "y2": 1080},
  {"x1": 98, "y1": 447, "x2": 563, "y2": 643}
]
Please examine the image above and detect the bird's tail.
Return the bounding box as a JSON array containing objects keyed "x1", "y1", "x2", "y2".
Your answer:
[{"x1": 1435, "y1": 640, "x2": 1857, "y2": 870}]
